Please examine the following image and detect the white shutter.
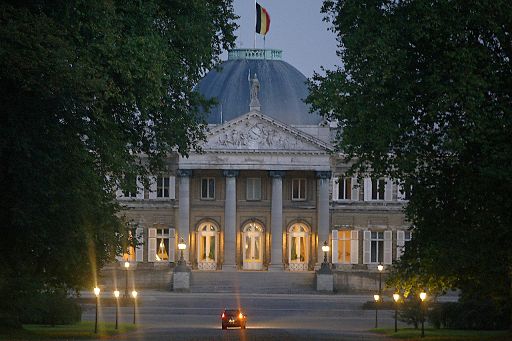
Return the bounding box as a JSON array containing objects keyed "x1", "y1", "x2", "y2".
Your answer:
[
  {"x1": 332, "y1": 177, "x2": 339, "y2": 201},
  {"x1": 136, "y1": 176, "x2": 144, "y2": 199},
  {"x1": 169, "y1": 228, "x2": 176, "y2": 263},
  {"x1": 350, "y1": 230, "x2": 359, "y2": 264},
  {"x1": 364, "y1": 178, "x2": 372, "y2": 201},
  {"x1": 331, "y1": 230, "x2": 339, "y2": 264},
  {"x1": 149, "y1": 176, "x2": 157, "y2": 200},
  {"x1": 169, "y1": 176, "x2": 176, "y2": 200},
  {"x1": 135, "y1": 227, "x2": 144, "y2": 262},
  {"x1": 363, "y1": 230, "x2": 371, "y2": 264},
  {"x1": 396, "y1": 230, "x2": 405, "y2": 260},
  {"x1": 351, "y1": 177, "x2": 359, "y2": 201},
  {"x1": 385, "y1": 178, "x2": 393, "y2": 201},
  {"x1": 148, "y1": 228, "x2": 157, "y2": 262},
  {"x1": 384, "y1": 230, "x2": 392, "y2": 264}
]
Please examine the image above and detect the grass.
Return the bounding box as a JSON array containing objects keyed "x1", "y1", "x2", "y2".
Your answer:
[
  {"x1": 0, "y1": 321, "x2": 137, "y2": 340},
  {"x1": 373, "y1": 327, "x2": 512, "y2": 340}
]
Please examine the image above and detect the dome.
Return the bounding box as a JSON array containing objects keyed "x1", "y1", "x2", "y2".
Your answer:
[{"x1": 196, "y1": 49, "x2": 322, "y2": 125}]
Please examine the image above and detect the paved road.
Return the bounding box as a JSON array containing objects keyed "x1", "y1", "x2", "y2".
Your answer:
[{"x1": 82, "y1": 291, "x2": 404, "y2": 340}]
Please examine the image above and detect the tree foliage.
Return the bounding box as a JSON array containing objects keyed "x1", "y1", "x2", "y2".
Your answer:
[
  {"x1": 0, "y1": 0, "x2": 236, "y2": 326},
  {"x1": 308, "y1": 0, "x2": 512, "y2": 327}
]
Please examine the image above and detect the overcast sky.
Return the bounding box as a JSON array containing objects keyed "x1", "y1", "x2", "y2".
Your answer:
[{"x1": 222, "y1": 0, "x2": 341, "y2": 78}]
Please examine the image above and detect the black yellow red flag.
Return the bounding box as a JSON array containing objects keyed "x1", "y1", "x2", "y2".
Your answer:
[{"x1": 256, "y1": 3, "x2": 270, "y2": 35}]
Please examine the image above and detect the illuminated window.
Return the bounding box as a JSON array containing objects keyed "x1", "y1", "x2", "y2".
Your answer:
[
  {"x1": 337, "y1": 230, "x2": 351, "y2": 264},
  {"x1": 201, "y1": 177, "x2": 215, "y2": 199},
  {"x1": 246, "y1": 178, "x2": 261, "y2": 201},
  {"x1": 155, "y1": 228, "x2": 170, "y2": 262},
  {"x1": 292, "y1": 179, "x2": 306, "y2": 200},
  {"x1": 123, "y1": 229, "x2": 136, "y2": 261}
]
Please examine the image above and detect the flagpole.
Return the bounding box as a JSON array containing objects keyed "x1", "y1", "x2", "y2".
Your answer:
[{"x1": 254, "y1": 0, "x2": 256, "y2": 49}]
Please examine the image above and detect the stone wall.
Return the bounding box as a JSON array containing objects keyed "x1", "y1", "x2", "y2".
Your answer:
[
  {"x1": 333, "y1": 271, "x2": 387, "y2": 293},
  {"x1": 100, "y1": 267, "x2": 172, "y2": 291}
]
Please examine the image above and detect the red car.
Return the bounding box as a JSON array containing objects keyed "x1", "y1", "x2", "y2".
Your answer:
[{"x1": 221, "y1": 309, "x2": 247, "y2": 329}]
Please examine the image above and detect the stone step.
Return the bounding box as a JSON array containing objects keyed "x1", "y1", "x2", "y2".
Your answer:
[{"x1": 189, "y1": 271, "x2": 316, "y2": 293}]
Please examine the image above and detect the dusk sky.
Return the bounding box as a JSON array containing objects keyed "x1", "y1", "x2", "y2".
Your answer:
[{"x1": 222, "y1": 0, "x2": 341, "y2": 78}]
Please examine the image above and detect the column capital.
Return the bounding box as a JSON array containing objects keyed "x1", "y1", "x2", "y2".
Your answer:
[
  {"x1": 269, "y1": 170, "x2": 285, "y2": 178},
  {"x1": 316, "y1": 171, "x2": 332, "y2": 179},
  {"x1": 223, "y1": 170, "x2": 239, "y2": 177},
  {"x1": 177, "y1": 169, "x2": 192, "y2": 177}
]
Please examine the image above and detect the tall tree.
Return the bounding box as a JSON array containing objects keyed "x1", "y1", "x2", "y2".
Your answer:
[
  {"x1": 308, "y1": 0, "x2": 512, "y2": 327},
  {"x1": 0, "y1": 0, "x2": 236, "y2": 326}
]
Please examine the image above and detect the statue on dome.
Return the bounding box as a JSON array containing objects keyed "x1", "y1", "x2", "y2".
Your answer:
[{"x1": 249, "y1": 73, "x2": 261, "y2": 111}]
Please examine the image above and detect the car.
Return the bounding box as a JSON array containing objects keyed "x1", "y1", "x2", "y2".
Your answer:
[{"x1": 221, "y1": 308, "x2": 247, "y2": 329}]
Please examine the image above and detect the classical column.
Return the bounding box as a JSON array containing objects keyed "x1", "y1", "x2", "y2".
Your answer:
[
  {"x1": 269, "y1": 170, "x2": 285, "y2": 271},
  {"x1": 177, "y1": 169, "x2": 192, "y2": 263},
  {"x1": 316, "y1": 171, "x2": 332, "y2": 269},
  {"x1": 223, "y1": 170, "x2": 239, "y2": 271}
]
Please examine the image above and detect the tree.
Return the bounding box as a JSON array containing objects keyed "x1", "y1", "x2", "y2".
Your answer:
[
  {"x1": 308, "y1": 0, "x2": 512, "y2": 328},
  {"x1": 0, "y1": 0, "x2": 236, "y2": 327}
]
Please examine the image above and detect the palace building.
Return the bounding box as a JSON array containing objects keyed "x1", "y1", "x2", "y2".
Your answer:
[{"x1": 111, "y1": 49, "x2": 410, "y2": 291}]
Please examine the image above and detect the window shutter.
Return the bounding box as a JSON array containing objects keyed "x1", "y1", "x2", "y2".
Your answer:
[
  {"x1": 135, "y1": 227, "x2": 144, "y2": 262},
  {"x1": 363, "y1": 230, "x2": 371, "y2": 264},
  {"x1": 364, "y1": 178, "x2": 372, "y2": 201},
  {"x1": 115, "y1": 179, "x2": 124, "y2": 199},
  {"x1": 332, "y1": 177, "x2": 339, "y2": 201},
  {"x1": 385, "y1": 178, "x2": 393, "y2": 201},
  {"x1": 169, "y1": 228, "x2": 176, "y2": 263},
  {"x1": 136, "y1": 176, "x2": 144, "y2": 199},
  {"x1": 148, "y1": 176, "x2": 157, "y2": 200},
  {"x1": 331, "y1": 230, "x2": 338, "y2": 264},
  {"x1": 396, "y1": 230, "x2": 405, "y2": 260},
  {"x1": 148, "y1": 228, "x2": 157, "y2": 262},
  {"x1": 169, "y1": 176, "x2": 176, "y2": 200},
  {"x1": 384, "y1": 230, "x2": 392, "y2": 264},
  {"x1": 350, "y1": 230, "x2": 359, "y2": 264},
  {"x1": 351, "y1": 177, "x2": 359, "y2": 201}
]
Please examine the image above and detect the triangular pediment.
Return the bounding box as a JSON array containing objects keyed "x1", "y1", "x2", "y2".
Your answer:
[{"x1": 202, "y1": 111, "x2": 332, "y2": 153}]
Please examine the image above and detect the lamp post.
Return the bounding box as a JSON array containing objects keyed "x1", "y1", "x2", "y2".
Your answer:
[
  {"x1": 178, "y1": 237, "x2": 186, "y2": 265},
  {"x1": 93, "y1": 287, "x2": 100, "y2": 334},
  {"x1": 393, "y1": 293, "x2": 400, "y2": 332},
  {"x1": 420, "y1": 291, "x2": 427, "y2": 338},
  {"x1": 322, "y1": 240, "x2": 330, "y2": 264},
  {"x1": 113, "y1": 290, "x2": 120, "y2": 330},
  {"x1": 377, "y1": 263, "x2": 384, "y2": 297},
  {"x1": 373, "y1": 294, "x2": 380, "y2": 328},
  {"x1": 131, "y1": 290, "x2": 138, "y2": 324},
  {"x1": 123, "y1": 261, "x2": 130, "y2": 298}
]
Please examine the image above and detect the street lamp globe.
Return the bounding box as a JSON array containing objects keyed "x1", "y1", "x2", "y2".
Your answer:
[
  {"x1": 124, "y1": 261, "x2": 130, "y2": 269},
  {"x1": 420, "y1": 292, "x2": 427, "y2": 301},
  {"x1": 93, "y1": 287, "x2": 100, "y2": 297},
  {"x1": 114, "y1": 290, "x2": 120, "y2": 298},
  {"x1": 373, "y1": 294, "x2": 380, "y2": 302},
  {"x1": 377, "y1": 263, "x2": 384, "y2": 272},
  {"x1": 131, "y1": 290, "x2": 138, "y2": 299},
  {"x1": 393, "y1": 293, "x2": 400, "y2": 302},
  {"x1": 321, "y1": 241, "x2": 330, "y2": 253},
  {"x1": 178, "y1": 237, "x2": 187, "y2": 250}
]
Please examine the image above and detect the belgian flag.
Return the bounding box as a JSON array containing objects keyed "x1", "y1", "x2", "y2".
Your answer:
[{"x1": 256, "y1": 3, "x2": 270, "y2": 35}]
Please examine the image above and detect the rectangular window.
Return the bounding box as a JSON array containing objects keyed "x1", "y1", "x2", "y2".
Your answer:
[
  {"x1": 123, "y1": 229, "x2": 136, "y2": 261},
  {"x1": 337, "y1": 177, "x2": 352, "y2": 200},
  {"x1": 201, "y1": 177, "x2": 215, "y2": 199},
  {"x1": 370, "y1": 231, "x2": 384, "y2": 263},
  {"x1": 155, "y1": 228, "x2": 170, "y2": 262},
  {"x1": 337, "y1": 230, "x2": 352, "y2": 264},
  {"x1": 398, "y1": 181, "x2": 413, "y2": 201},
  {"x1": 371, "y1": 178, "x2": 386, "y2": 200},
  {"x1": 157, "y1": 176, "x2": 170, "y2": 198},
  {"x1": 292, "y1": 178, "x2": 306, "y2": 201},
  {"x1": 246, "y1": 178, "x2": 261, "y2": 201},
  {"x1": 122, "y1": 175, "x2": 137, "y2": 198}
]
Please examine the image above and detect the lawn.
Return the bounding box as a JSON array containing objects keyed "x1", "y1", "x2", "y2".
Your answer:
[
  {"x1": 374, "y1": 327, "x2": 512, "y2": 340},
  {"x1": 0, "y1": 321, "x2": 137, "y2": 340}
]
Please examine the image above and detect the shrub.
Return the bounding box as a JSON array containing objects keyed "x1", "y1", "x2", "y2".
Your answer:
[
  {"x1": 18, "y1": 289, "x2": 81, "y2": 325},
  {"x1": 398, "y1": 298, "x2": 423, "y2": 329}
]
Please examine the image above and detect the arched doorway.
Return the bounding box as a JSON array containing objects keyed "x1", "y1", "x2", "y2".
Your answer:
[
  {"x1": 242, "y1": 221, "x2": 264, "y2": 270},
  {"x1": 288, "y1": 223, "x2": 310, "y2": 271},
  {"x1": 197, "y1": 221, "x2": 218, "y2": 270}
]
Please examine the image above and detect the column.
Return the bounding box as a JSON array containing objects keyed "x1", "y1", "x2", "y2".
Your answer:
[
  {"x1": 269, "y1": 170, "x2": 285, "y2": 271},
  {"x1": 223, "y1": 170, "x2": 239, "y2": 271},
  {"x1": 177, "y1": 169, "x2": 192, "y2": 263},
  {"x1": 316, "y1": 171, "x2": 331, "y2": 268}
]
